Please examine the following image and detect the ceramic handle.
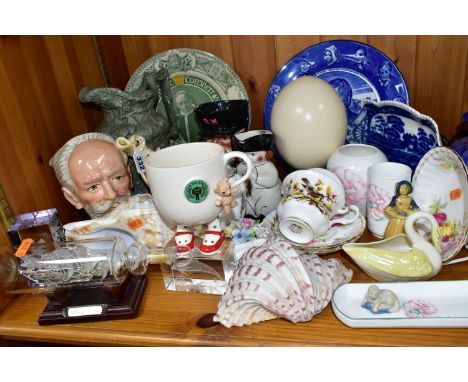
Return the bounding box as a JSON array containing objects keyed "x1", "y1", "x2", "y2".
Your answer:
[
  {"x1": 223, "y1": 151, "x2": 253, "y2": 188},
  {"x1": 328, "y1": 205, "x2": 360, "y2": 228},
  {"x1": 404, "y1": 211, "x2": 442, "y2": 251}
]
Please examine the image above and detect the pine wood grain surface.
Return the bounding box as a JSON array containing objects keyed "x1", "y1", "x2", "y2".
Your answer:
[
  {"x1": 0, "y1": 231, "x2": 467, "y2": 347},
  {"x1": 0, "y1": 36, "x2": 105, "y2": 230},
  {"x1": 231, "y1": 36, "x2": 277, "y2": 131}
]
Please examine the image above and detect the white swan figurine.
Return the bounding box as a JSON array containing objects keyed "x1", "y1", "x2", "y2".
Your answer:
[{"x1": 342, "y1": 211, "x2": 442, "y2": 282}]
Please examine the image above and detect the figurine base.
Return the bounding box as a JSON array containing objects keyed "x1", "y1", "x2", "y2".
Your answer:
[
  {"x1": 37, "y1": 274, "x2": 147, "y2": 325},
  {"x1": 161, "y1": 236, "x2": 237, "y2": 295}
]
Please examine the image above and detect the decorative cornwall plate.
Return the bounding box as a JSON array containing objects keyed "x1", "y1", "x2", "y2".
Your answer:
[
  {"x1": 264, "y1": 40, "x2": 409, "y2": 134},
  {"x1": 126, "y1": 48, "x2": 250, "y2": 143},
  {"x1": 412, "y1": 147, "x2": 468, "y2": 262}
]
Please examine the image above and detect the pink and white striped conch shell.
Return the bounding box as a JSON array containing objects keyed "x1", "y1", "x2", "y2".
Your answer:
[
  {"x1": 64, "y1": 194, "x2": 175, "y2": 250},
  {"x1": 214, "y1": 239, "x2": 352, "y2": 327}
]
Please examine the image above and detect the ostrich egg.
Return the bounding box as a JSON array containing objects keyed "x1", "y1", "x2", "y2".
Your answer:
[{"x1": 270, "y1": 76, "x2": 347, "y2": 169}]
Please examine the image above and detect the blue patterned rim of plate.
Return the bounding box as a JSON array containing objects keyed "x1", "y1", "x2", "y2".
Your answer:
[
  {"x1": 264, "y1": 40, "x2": 410, "y2": 135},
  {"x1": 348, "y1": 100, "x2": 441, "y2": 172}
]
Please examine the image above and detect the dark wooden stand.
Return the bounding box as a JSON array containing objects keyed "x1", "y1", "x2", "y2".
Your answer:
[{"x1": 38, "y1": 274, "x2": 147, "y2": 325}]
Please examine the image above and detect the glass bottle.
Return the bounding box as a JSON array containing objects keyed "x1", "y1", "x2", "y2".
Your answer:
[
  {"x1": 0, "y1": 236, "x2": 236, "y2": 297},
  {"x1": 0, "y1": 237, "x2": 153, "y2": 295}
]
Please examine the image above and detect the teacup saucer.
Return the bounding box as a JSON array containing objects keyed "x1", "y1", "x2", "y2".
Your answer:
[{"x1": 261, "y1": 209, "x2": 366, "y2": 254}]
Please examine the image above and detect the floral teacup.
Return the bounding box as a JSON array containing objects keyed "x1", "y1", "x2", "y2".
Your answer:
[{"x1": 277, "y1": 169, "x2": 359, "y2": 244}]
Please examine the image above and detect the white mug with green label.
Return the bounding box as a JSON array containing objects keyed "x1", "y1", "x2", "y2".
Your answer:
[{"x1": 145, "y1": 142, "x2": 253, "y2": 226}]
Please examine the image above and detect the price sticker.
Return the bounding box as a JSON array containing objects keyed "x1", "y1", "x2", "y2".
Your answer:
[
  {"x1": 450, "y1": 188, "x2": 462, "y2": 201},
  {"x1": 15, "y1": 238, "x2": 33, "y2": 257},
  {"x1": 128, "y1": 218, "x2": 144, "y2": 231},
  {"x1": 133, "y1": 149, "x2": 146, "y2": 174}
]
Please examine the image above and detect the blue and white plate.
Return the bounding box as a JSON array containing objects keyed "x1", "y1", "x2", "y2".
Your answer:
[
  {"x1": 264, "y1": 40, "x2": 410, "y2": 134},
  {"x1": 348, "y1": 100, "x2": 441, "y2": 171}
]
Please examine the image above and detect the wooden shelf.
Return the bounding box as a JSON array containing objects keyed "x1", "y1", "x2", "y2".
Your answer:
[{"x1": 1, "y1": 231, "x2": 467, "y2": 346}]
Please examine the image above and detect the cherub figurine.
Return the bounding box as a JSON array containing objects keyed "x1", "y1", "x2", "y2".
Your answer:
[
  {"x1": 383, "y1": 180, "x2": 419, "y2": 239},
  {"x1": 214, "y1": 179, "x2": 239, "y2": 214}
]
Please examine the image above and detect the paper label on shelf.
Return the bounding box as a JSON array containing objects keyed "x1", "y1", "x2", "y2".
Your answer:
[
  {"x1": 66, "y1": 305, "x2": 104, "y2": 317},
  {"x1": 15, "y1": 238, "x2": 33, "y2": 257}
]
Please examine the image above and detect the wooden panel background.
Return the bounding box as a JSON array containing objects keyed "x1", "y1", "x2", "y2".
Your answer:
[
  {"x1": 0, "y1": 35, "x2": 467, "y2": 248},
  {"x1": 96, "y1": 35, "x2": 468, "y2": 134},
  {"x1": 0, "y1": 36, "x2": 105, "y2": 247}
]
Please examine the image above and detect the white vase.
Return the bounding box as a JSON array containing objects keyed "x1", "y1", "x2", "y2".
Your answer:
[{"x1": 326, "y1": 144, "x2": 388, "y2": 217}]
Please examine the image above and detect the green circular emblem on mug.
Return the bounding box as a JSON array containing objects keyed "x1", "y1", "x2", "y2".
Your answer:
[{"x1": 184, "y1": 180, "x2": 209, "y2": 203}]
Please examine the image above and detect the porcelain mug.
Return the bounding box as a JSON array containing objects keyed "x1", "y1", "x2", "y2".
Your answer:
[
  {"x1": 326, "y1": 144, "x2": 388, "y2": 217},
  {"x1": 367, "y1": 162, "x2": 412, "y2": 238},
  {"x1": 144, "y1": 142, "x2": 253, "y2": 226},
  {"x1": 277, "y1": 169, "x2": 360, "y2": 244}
]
